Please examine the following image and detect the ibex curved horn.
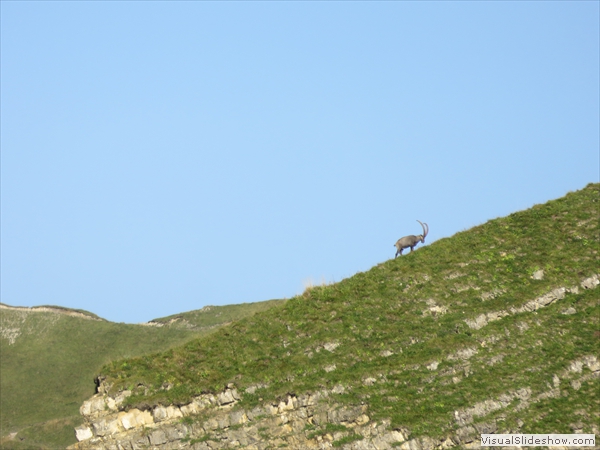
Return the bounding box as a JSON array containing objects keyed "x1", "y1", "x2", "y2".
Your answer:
[{"x1": 417, "y1": 220, "x2": 429, "y2": 241}]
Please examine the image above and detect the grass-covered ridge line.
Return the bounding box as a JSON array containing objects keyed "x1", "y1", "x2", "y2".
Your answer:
[
  {"x1": 149, "y1": 299, "x2": 286, "y2": 330},
  {"x1": 100, "y1": 183, "x2": 599, "y2": 440},
  {"x1": 0, "y1": 303, "x2": 106, "y2": 321}
]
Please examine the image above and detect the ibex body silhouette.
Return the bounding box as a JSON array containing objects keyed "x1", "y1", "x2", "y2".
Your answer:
[{"x1": 394, "y1": 220, "x2": 429, "y2": 258}]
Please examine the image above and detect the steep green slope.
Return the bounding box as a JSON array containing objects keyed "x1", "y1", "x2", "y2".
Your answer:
[
  {"x1": 98, "y1": 183, "x2": 599, "y2": 442},
  {"x1": 0, "y1": 300, "x2": 284, "y2": 449}
]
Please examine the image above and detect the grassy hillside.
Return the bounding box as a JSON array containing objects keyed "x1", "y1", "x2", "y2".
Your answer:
[
  {"x1": 98, "y1": 183, "x2": 599, "y2": 442},
  {"x1": 0, "y1": 300, "x2": 284, "y2": 449}
]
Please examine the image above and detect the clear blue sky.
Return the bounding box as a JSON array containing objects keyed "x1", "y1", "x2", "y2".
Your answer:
[{"x1": 2, "y1": 2, "x2": 598, "y2": 323}]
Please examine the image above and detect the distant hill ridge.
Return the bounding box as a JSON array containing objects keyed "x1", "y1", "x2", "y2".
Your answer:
[
  {"x1": 1, "y1": 300, "x2": 285, "y2": 449},
  {"x1": 0, "y1": 303, "x2": 105, "y2": 322}
]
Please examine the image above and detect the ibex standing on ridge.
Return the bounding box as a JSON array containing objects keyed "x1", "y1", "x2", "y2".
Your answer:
[{"x1": 394, "y1": 220, "x2": 429, "y2": 258}]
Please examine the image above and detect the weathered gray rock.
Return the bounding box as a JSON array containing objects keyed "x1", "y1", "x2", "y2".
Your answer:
[
  {"x1": 74, "y1": 425, "x2": 93, "y2": 441},
  {"x1": 363, "y1": 377, "x2": 377, "y2": 386},
  {"x1": 80, "y1": 395, "x2": 108, "y2": 418},
  {"x1": 121, "y1": 409, "x2": 153, "y2": 430},
  {"x1": 581, "y1": 274, "x2": 599, "y2": 289},
  {"x1": 217, "y1": 388, "x2": 239, "y2": 406},
  {"x1": 149, "y1": 429, "x2": 168, "y2": 446},
  {"x1": 531, "y1": 269, "x2": 544, "y2": 280},
  {"x1": 153, "y1": 405, "x2": 182, "y2": 422},
  {"x1": 92, "y1": 416, "x2": 121, "y2": 437},
  {"x1": 323, "y1": 341, "x2": 340, "y2": 352},
  {"x1": 466, "y1": 275, "x2": 600, "y2": 330}
]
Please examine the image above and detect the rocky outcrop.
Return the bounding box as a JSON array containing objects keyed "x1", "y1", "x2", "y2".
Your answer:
[
  {"x1": 69, "y1": 368, "x2": 600, "y2": 450},
  {"x1": 68, "y1": 384, "x2": 414, "y2": 450},
  {"x1": 465, "y1": 274, "x2": 599, "y2": 330}
]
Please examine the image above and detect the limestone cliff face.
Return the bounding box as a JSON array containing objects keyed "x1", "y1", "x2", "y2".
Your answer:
[
  {"x1": 68, "y1": 383, "x2": 415, "y2": 450},
  {"x1": 68, "y1": 369, "x2": 600, "y2": 450}
]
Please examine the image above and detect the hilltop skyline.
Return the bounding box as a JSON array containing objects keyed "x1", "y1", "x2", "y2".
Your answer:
[{"x1": 2, "y1": 2, "x2": 598, "y2": 323}]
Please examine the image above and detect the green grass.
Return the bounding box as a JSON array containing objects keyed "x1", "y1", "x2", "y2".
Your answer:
[
  {"x1": 150, "y1": 299, "x2": 286, "y2": 330},
  {"x1": 0, "y1": 300, "x2": 284, "y2": 448},
  {"x1": 96, "y1": 183, "x2": 599, "y2": 442},
  {"x1": 0, "y1": 304, "x2": 105, "y2": 321},
  {"x1": 3, "y1": 183, "x2": 597, "y2": 447}
]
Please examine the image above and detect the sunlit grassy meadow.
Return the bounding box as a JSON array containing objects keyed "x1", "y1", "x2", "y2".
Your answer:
[{"x1": 98, "y1": 183, "x2": 599, "y2": 442}]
